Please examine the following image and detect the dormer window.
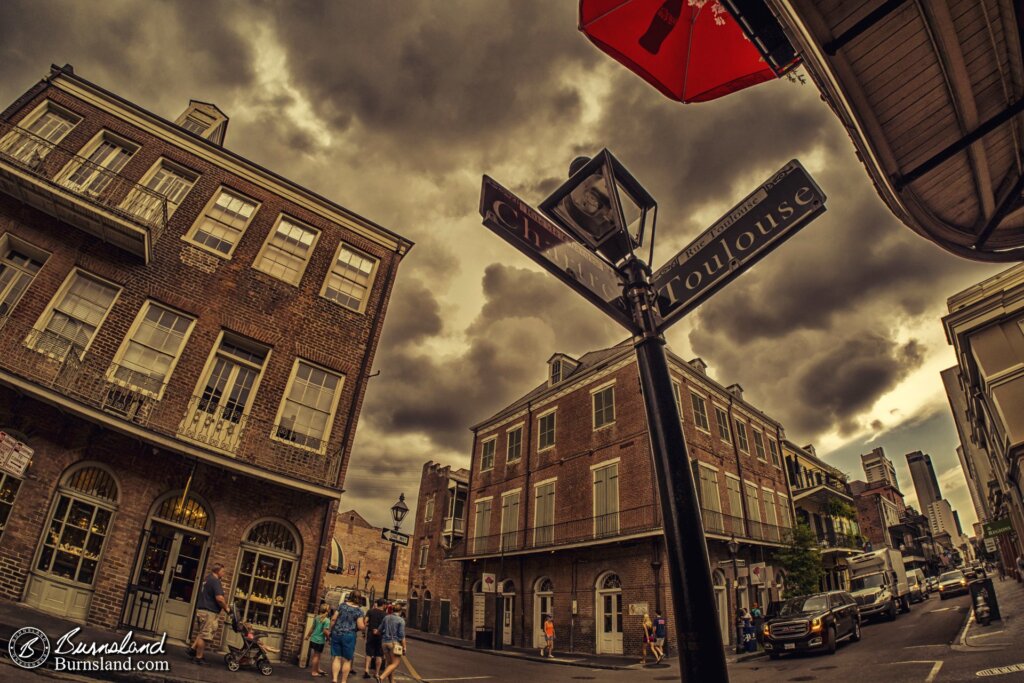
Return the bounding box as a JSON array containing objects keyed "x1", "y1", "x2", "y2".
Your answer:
[
  {"x1": 174, "y1": 100, "x2": 229, "y2": 145},
  {"x1": 550, "y1": 361, "x2": 563, "y2": 385},
  {"x1": 547, "y1": 353, "x2": 579, "y2": 387}
]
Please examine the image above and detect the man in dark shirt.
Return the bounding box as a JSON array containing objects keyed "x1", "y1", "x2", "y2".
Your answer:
[
  {"x1": 189, "y1": 563, "x2": 227, "y2": 666},
  {"x1": 362, "y1": 599, "x2": 386, "y2": 679}
]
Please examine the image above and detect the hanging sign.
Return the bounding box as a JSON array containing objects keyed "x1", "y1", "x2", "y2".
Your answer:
[{"x1": 0, "y1": 431, "x2": 33, "y2": 478}]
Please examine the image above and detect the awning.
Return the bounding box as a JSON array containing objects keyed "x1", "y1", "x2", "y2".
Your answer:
[{"x1": 327, "y1": 539, "x2": 344, "y2": 574}]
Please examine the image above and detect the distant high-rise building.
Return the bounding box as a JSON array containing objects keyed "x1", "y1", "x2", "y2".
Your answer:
[
  {"x1": 906, "y1": 451, "x2": 942, "y2": 511},
  {"x1": 861, "y1": 447, "x2": 899, "y2": 490},
  {"x1": 953, "y1": 510, "x2": 964, "y2": 537},
  {"x1": 927, "y1": 500, "x2": 958, "y2": 538}
]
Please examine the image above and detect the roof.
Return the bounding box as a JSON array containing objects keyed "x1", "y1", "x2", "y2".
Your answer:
[
  {"x1": 768, "y1": 0, "x2": 1024, "y2": 260},
  {"x1": 338, "y1": 509, "x2": 374, "y2": 529},
  {"x1": 783, "y1": 439, "x2": 846, "y2": 480}
]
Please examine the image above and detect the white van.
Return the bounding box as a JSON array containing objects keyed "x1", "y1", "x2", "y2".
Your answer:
[{"x1": 907, "y1": 568, "x2": 927, "y2": 603}]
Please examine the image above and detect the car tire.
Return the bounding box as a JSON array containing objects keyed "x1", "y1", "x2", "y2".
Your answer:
[
  {"x1": 826, "y1": 626, "x2": 837, "y2": 655},
  {"x1": 769, "y1": 651, "x2": 781, "y2": 660},
  {"x1": 850, "y1": 619, "x2": 861, "y2": 642},
  {"x1": 888, "y1": 602, "x2": 897, "y2": 621},
  {"x1": 902, "y1": 596, "x2": 911, "y2": 613},
  {"x1": 940, "y1": 594, "x2": 947, "y2": 600}
]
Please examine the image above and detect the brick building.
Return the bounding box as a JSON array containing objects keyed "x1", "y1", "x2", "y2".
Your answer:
[
  {"x1": 324, "y1": 509, "x2": 409, "y2": 600},
  {"x1": 0, "y1": 65, "x2": 411, "y2": 661},
  {"x1": 431, "y1": 342, "x2": 794, "y2": 656},
  {"x1": 404, "y1": 461, "x2": 468, "y2": 636}
]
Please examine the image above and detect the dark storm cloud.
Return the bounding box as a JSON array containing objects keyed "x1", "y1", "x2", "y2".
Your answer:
[{"x1": 377, "y1": 277, "x2": 444, "y2": 349}]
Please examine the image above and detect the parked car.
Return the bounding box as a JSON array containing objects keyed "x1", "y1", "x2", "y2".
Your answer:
[
  {"x1": 762, "y1": 591, "x2": 861, "y2": 659},
  {"x1": 937, "y1": 570, "x2": 970, "y2": 600},
  {"x1": 925, "y1": 576, "x2": 939, "y2": 592},
  {"x1": 907, "y1": 568, "x2": 928, "y2": 603}
]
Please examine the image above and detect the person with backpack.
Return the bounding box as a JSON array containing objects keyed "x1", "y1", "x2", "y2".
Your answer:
[{"x1": 652, "y1": 609, "x2": 667, "y2": 663}]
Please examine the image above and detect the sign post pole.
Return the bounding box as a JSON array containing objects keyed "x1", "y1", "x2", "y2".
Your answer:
[
  {"x1": 624, "y1": 258, "x2": 729, "y2": 683},
  {"x1": 383, "y1": 540, "x2": 398, "y2": 602}
]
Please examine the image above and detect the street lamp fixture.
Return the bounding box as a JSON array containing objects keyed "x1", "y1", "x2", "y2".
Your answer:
[
  {"x1": 383, "y1": 493, "x2": 408, "y2": 602},
  {"x1": 539, "y1": 149, "x2": 657, "y2": 267},
  {"x1": 391, "y1": 493, "x2": 409, "y2": 530}
]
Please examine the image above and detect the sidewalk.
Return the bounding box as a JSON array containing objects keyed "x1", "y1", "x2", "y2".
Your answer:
[
  {"x1": 0, "y1": 600, "x2": 317, "y2": 683},
  {"x1": 956, "y1": 575, "x2": 1024, "y2": 652}
]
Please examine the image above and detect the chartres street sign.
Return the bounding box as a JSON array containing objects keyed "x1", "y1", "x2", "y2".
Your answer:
[
  {"x1": 479, "y1": 176, "x2": 635, "y2": 331},
  {"x1": 652, "y1": 160, "x2": 826, "y2": 332},
  {"x1": 381, "y1": 529, "x2": 410, "y2": 547}
]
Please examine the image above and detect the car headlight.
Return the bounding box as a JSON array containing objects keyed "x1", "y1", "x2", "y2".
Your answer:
[
  {"x1": 762, "y1": 624, "x2": 770, "y2": 636},
  {"x1": 810, "y1": 617, "x2": 823, "y2": 632},
  {"x1": 939, "y1": 585, "x2": 945, "y2": 591},
  {"x1": 960, "y1": 579, "x2": 967, "y2": 586}
]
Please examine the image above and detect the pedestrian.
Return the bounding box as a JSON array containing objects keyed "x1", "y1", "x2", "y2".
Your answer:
[
  {"x1": 379, "y1": 606, "x2": 407, "y2": 683},
  {"x1": 540, "y1": 614, "x2": 555, "y2": 658},
  {"x1": 362, "y1": 599, "x2": 386, "y2": 679},
  {"x1": 998, "y1": 561, "x2": 1006, "y2": 582},
  {"x1": 652, "y1": 609, "x2": 667, "y2": 663},
  {"x1": 188, "y1": 562, "x2": 227, "y2": 666},
  {"x1": 640, "y1": 612, "x2": 656, "y2": 665},
  {"x1": 751, "y1": 602, "x2": 764, "y2": 646},
  {"x1": 305, "y1": 602, "x2": 331, "y2": 677},
  {"x1": 329, "y1": 591, "x2": 367, "y2": 683}
]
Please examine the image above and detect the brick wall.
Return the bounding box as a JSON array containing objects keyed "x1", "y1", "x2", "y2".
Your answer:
[{"x1": 324, "y1": 509, "x2": 410, "y2": 599}]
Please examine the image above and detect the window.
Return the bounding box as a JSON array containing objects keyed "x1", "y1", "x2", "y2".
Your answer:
[
  {"x1": 123, "y1": 160, "x2": 196, "y2": 224},
  {"x1": 777, "y1": 494, "x2": 791, "y2": 528},
  {"x1": 0, "y1": 103, "x2": 78, "y2": 164},
  {"x1": 108, "y1": 302, "x2": 194, "y2": 397},
  {"x1": 37, "y1": 465, "x2": 118, "y2": 586},
  {"x1": 534, "y1": 481, "x2": 556, "y2": 545},
  {"x1": 0, "y1": 472, "x2": 23, "y2": 542},
  {"x1": 735, "y1": 421, "x2": 749, "y2": 453},
  {"x1": 419, "y1": 543, "x2": 429, "y2": 568},
  {"x1": 0, "y1": 237, "x2": 47, "y2": 318},
  {"x1": 592, "y1": 385, "x2": 615, "y2": 429},
  {"x1": 480, "y1": 438, "x2": 496, "y2": 471},
  {"x1": 691, "y1": 393, "x2": 710, "y2": 431},
  {"x1": 744, "y1": 482, "x2": 761, "y2": 523},
  {"x1": 424, "y1": 496, "x2": 435, "y2": 523},
  {"x1": 473, "y1": 498, "x2": 492, "y2": 553},
  {"x1": 506, "y1": 426, "x2": 523, "y2": 462},
  {"x1": 538, "y1": 411, "x2": 556, "y2": 450},
  {"x1": 698, "y1": 465, "x2": 724, "y2": 532},
  {"x1": 274, "y1": 360, "x2": 344, "y2": 453},
  {"x1": 181, "y1": 111, "x2": 213, "y2": 135},
  {"x1": 59, "y1": 132, "x2": 135, "y2": 196},
  {"x1": 768, "y1": 439, "x2": 780, "y2": 467},
  {"x1": 500, "y1": 490, "x2": 521, "y2": 550},
  {"x1": 182, "y1": 334, "x2": 268, "y2": 452},
  {"x1": 763, "y1": 490, "x2": 778, "y2": 539},
  {"x1": 715, "y1": 407, "x2": 731, "y2": 442},
  {"x1": 672, "y1": 381, "x2": 682, "y2": 417},
  {"x1": 593, "y1": 462, "x2": 619, "y2": 537},
  {"x1": 253, "y1": 216, "x2": 320, "y2": 285},
  {"x1": 30, "y1": 270, "x2": 119, "y2": 359},
  {"x1": 322, "y1": 244, "x2": 378, "y2": 312},
  {"x1": 187, "y1": 188, "x2": 259, "y2": 257},
  {"x1": 753, "y1": 431, "x2": 767, "y2": 460},
  {"x1": 726, "y1": 476, "x2": 743, "y2": 520},
  {"x1": 550, "y1": 361, "x2": 563, "y2": 385},
  {"x1": 233, "y1": 520, "x2": 300, "y2": 633}
]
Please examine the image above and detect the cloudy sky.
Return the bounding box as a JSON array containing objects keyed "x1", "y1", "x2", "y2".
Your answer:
[{"x1": 0, "y1": 1, "x2": 1002, "y2": 532}]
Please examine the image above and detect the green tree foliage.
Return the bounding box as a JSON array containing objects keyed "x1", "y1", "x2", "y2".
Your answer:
[{"x1": 776, "y1": 524, "x2": 824, "y2": 597}]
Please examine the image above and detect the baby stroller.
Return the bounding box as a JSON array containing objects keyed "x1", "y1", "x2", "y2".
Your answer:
[{"x1": 225, "y1": 605, "x2": 274, "y2": 676}]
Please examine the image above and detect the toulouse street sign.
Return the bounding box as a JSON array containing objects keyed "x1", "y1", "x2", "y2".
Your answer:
[
  {"x1": 381, "y1": 529, "x2": 410, "y2": 547},
  {"x1": 479, "y1": 176, "x2": 635, "y2": 331},
  {"x1": 652, "y1": 160, "x2": 826, "y2": 332}
]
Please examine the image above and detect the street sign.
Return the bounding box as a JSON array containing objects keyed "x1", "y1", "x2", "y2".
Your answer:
[
  {"x1": 479, "y1": 176, "x2": 635, "y2": 331},
  {"x1": 652, "y1": 160, "x2": 826, "y2": 332},
  {"x1": 983, "y1": 517, "x2": 1013, "y2": 537},
  {"x1": 984, "y1": 537, "x2": 998, "y2": 553},
  {"x1": 380, "y1": 528, "x2": 410, "y2": 547}
]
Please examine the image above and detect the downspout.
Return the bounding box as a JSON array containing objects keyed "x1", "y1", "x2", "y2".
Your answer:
[
  {"x1": 520, "y1": 401, "x2": 533, "y2": 647},
  {"x1": 462, "y1": 427, "x2": 479, "y2": 640},
  {"x1": 727, "y1": 397, "x2": 752, "y2": 535}
]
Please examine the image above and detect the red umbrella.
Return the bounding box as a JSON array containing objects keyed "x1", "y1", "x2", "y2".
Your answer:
[{"x1": 579, "y1": 0, "x2": 798, "y2": 103}]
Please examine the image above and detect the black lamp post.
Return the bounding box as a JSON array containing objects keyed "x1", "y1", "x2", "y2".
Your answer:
[
  {"x1": 728, "y1": 536, "x2": 743, "y2": 654},
  {"x1": 383, "y1": 493, "x2": 409, "y2": 602}
]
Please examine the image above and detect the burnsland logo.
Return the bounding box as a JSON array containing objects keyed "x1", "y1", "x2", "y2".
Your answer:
[
  {"x1": 7, "y1": 626, "x2": 170, "y2": 673},
  {"x1": 9, "y1": 627, "x2": 50, "y2": 669}
]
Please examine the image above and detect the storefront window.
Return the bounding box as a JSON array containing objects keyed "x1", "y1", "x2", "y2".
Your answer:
[
  {"x1": 0, "y1": 472, "x2": 23, "y2": 541},
  {"x1": 233, "y1": 520, "x2": 299, "y2": 633},
  {"x1": 37, "y1": 466, "x2": 118, "y2": 585}
]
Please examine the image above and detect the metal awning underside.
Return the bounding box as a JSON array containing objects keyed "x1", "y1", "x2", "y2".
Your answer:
[{"x1": 769, "y1": 0, "x2": 1024, "y2": 260}]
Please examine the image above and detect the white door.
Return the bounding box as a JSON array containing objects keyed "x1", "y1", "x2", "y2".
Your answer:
[
  {"x1": 60, "y1": 138, "x2": 133, "y2": 195},
  {"x1": 598, "y1": 590, "x2": 623, "y2": 654},
  {"x1": 534, "y1": 592, "x2": 553, "y2": 648},
  {"x1": 715, "y1": 586, "x2": 729, "y2": 644},
  {"x1": 473, "y1": 592, "x2": 485, "y2": 630},
  {"x1": 502, "y1": 594, "x2": 514, "y2": 645}
]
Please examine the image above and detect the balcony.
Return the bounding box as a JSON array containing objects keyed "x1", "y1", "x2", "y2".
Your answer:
[
  {"x1": 817, "y1": 531, "x2": 863, "y2": 553},
  {"x1": 447, "y1": 504, "x2": 792, "y2": 559},
  {"x1": 792, "y1": 478, "x2": 853, "y2": 507},
  {"x1": 442, "y1": 516, "x2": 465, "y2": 537},
  {"x1": 0, "y1": 121, "x2": 167, "y2": 263},
  {"x1": 0, "y1": 315, "x2": 343, "y2": 487}
]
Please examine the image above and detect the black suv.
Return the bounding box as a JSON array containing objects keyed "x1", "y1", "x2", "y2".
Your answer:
[{"x1": 762, "y1": 591, "x2": 861, "y2": 659}]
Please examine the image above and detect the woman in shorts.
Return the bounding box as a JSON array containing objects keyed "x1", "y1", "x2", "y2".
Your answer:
[{"x1": 328, "y1": 592, "x2": 366, "y2": 683}]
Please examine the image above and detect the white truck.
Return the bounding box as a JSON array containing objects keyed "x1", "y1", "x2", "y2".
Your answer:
[{"x1": 847, "y1": 548, "x2": 911, "y2": 621}]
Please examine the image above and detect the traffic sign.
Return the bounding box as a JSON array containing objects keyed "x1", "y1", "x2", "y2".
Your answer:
[
  {"x1": 652, "y1": 160, "x2": 826, "y2": 332},
  {"x1": 380, "y1": 528, "x2": 410, "y2": 547},
  {"x1": 479, "y1": 176, "x2": 635, "y2": 331}
]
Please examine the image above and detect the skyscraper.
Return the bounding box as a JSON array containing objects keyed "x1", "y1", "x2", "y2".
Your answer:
[
  {"x1": 906, "y1": 451, "x2": 942, "y2": 511},
  {"x1": 861, "y1": 447, "x2": 899, "y2": 490}
]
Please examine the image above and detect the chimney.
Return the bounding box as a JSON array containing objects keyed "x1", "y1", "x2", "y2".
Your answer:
[
  {"x1": 726, "y1": 383, "x2": 743, "y2": 400},
  {"x1": 689, "y1": 358, "x2": 707, "y2": 375}
]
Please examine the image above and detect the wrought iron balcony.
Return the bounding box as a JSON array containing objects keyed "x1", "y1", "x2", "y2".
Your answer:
[
  {"x1": 0, "y1": 315, "x2": 343, "y2": 486},
  {"x1": 817, "y1": 530, "x2": 863, "y2": 552},
  {"x1": 0, "y1": 121, "x2": 168, "y2": 263}
]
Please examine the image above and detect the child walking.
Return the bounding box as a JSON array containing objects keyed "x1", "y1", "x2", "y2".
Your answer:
[{"x1": 306, "y1": 602, "x2": 331, "y2": 677}]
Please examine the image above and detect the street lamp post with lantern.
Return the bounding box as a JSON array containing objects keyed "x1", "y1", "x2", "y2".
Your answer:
[
  {"x1": 383, "y1": 493, "x2": 409, "y2": 602},
  {"x1": 728, "y1": 536, "x2": 743, "y2": 654}
]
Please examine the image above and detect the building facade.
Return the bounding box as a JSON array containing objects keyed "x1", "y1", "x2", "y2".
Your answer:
[
  {"x1": 405, "y1": 461, "x2": 468, "y2": 637},
  {"x1": 850, "y1": 478, "x2": 906, "y2": 551},
  {"x1": 443, "y1": 344, "x2": 794, "y2": 657},
  {"x1": 942, "y1": 264, "x2": 1024, "y2": 574},
  {"x1": 906, "y1": 451, "x2": 942, "y2": 512},
  {"x1": 861, "y1": 447, "x2": 899, "y2": 489},
  {"x1": 783, "y1": 441, "x2": 862, "y2": 591},
  {"x1": 324, "y1": 510, "x2": 410, "y2": 601},
  {"x1": 0, "y1": 65, "x2": 411, "y2": 660}
]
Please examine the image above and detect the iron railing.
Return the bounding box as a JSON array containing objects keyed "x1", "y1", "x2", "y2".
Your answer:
[
  {"x1": 817, "y1": 530, "x2": 862, "y2": 550},
  {"x1": 0, "y1": 315, "x2": 345, "y2": 485},
  {"x1": 0, "y1": 121, "x2": 169, "y2": 247}
]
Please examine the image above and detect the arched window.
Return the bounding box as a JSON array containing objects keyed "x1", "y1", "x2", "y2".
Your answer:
[
  {"x1": 712, "y1": 569, "x2": 727, "y2": 587},
  {"x1": 233, "y1": 519, "x2": 301, "y2": 634},
  {"x1": 424, "y1": 590, "x2": 432, "y2": 601},
  {"x1": 472, "y1": 580, "x2": 484, "y2": 593},
  {"x1": 152, "y1": 493, "x2": 210, "y2": 531},
  {"x1": 536, "y1": 577, "x2": 554, "y2": 593},
  {"x1": 36, "y1": 464, "x2": 119, "y2": 586},
  {"x1": 499, "y1": 579, "x2": 515, "y2": 594},
  {"x1": 600, "y1": 573, "x2": 622, "y2": 590}
]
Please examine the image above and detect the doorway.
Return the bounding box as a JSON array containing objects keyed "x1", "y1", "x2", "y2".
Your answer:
[
  {"x1": 421, "y1": 591, "x2": 432, "y2": 632},
  {"x1": 472, "y1": 582, "x2": 485, "y2": 630},
  {"x1": 533, "y1": 577, "x2": 553, "y2": 649},
  {"x1": 595, "y1": 572, "x2": 623, "y2": 655},
  {"x1": 500, "y1": 580, "x2": 514, "y2": 646}
]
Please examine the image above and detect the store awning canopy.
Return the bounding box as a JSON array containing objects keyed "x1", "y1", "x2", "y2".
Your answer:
[
  {"x1": 327, "y1": 539, "x2": 343, "y2": 574},
  {"x1": 768, "y1": 0, "x2": 1024, "y2": 260}
]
